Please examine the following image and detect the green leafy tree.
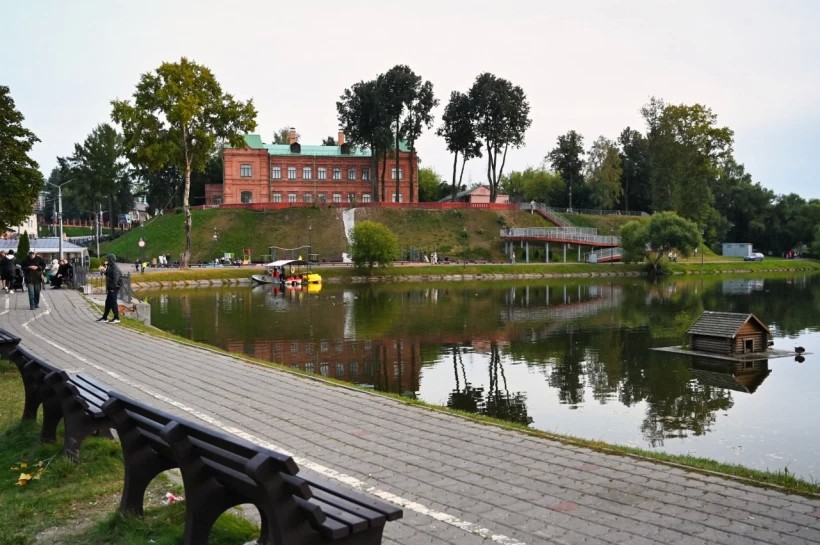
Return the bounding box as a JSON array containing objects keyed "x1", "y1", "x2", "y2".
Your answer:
[
  {"x1": 546, "y1": 130, "x2": 585, "y2": 210},
  {"x1": 337, "y1": 79, "x2": 393, "y2": 201},
  {"x1": 641, "y1": 97, "x2": 733, "y2": 224},
  {"x1": 618, "y1": 127, "x2": 651, "y2": 213},
  {"x1": 585, "y1": 136, "x2": 623, "y2": 209},
  {"x1": 418, "y1": 167, "x2": 447, "y2": 202},
  {"x1": 468, "y1": 73, "x2": 531, "y2": 202},
  {"x1": 111, "y1": 57, "x2": 257, "y2": 267},
  {"x1": 620, "y1": 212, "x2": 702, "y2": 275},
  {"x1": 59, "y1": 123, "x2": 131, "y2": 235},
  {"x1": 17, "y1": 232, "x2": 30, "y2": 257},
  {"x1": 438, "y1": 91, "x2": 482, "y2": 200},
  {"x1": 321, "y1": 136, "x2": 337, "y2": 146},
  {"x1": 401, "y1": 79, "x2": 437, "y2": 202},
  {"x1": 0, "y1": 85, "x2": 44, "y2": 233},
  {"x1": 501, "y1": 168, "x2": 564, "y2": 205},
  {"x1": 349, "y1": 220, "x2": 400, "y2": 272}
]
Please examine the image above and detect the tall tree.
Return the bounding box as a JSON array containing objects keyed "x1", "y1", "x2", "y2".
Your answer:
[
  {"x1": 401, "y1": 79, "x2": 437, "y2": 202},
  {"x1": 379, "y1": 66, "x2": 418, "y2": 203},
  {"x1": 0, "y1": 85, "x2": 44, "y2": 233},
  {"x1": 337, "y1": 79, "x2": 392, "y2": 201},
  {"x1": 59, "y1": 123, "x2": 130, "y2": 235},
  {"x1": 417, "y1": 167, "x2": 447, "y2": 202},
  {"x1": 584, "y1": 136, "x2": 623, "y2": 209},
  {"x1": 641, "y1": 97, "x2": 733, "y2": 225},
  {"x1": 617, "y1": 127, "x2": 651, "y2": 213},
  {"x1": 468, "y1": 73, "x2": 531, "y2": 202},
  {"x1": 437, "y1": 91, "x2": 482, "y2": 200},
  {"x1": 546, "y1": 130, "x2": 585, "y2": 211},
  {"x1": 111, "y1": 57, "x2": 257, "y2": 267}
]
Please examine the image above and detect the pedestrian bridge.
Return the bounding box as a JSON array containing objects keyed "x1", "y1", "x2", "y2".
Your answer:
[{"x1": 500, "y1": 226, "x2": 621, "y2": 263}]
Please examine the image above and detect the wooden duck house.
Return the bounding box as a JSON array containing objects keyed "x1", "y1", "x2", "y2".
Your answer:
[{"x1": 687, "y1": 311, "x2": 771, "y2": 356}]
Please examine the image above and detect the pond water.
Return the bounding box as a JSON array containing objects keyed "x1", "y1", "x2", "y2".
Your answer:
[{"x1": 141, "y1": 273, "x2": 820, "y2": 481}]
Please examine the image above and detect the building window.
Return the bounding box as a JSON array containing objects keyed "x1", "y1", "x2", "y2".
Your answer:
[
  {"x1": 392, "y1": 193, "x2": 403, "y2": 203},
  {"x1": 333, "y1": 193, "x2": 342, "y2": 203},
  {"x1": 272, "y1": 193, "x2": 282, "y2": 203},
  {"x1": 288, "y1": 193, "x2": 297, "y2": 203},
  {"x1": 303, "y1": 193, "x2": 313, "y2": 203},
  {"x1": 318, "y1": 193, "x2": 327, "y2": 203},
  {"x1": 362, "y1": 168, "x2": 370, "y2": 181},
  {"x1": 241, "y1": 191, "x2": 253, "y2": 203},
  {"x1": 287, "y1": 167, "x2": 296, "y2": 180},
  {"x1": 391, "y1": 168, "x2": 403, "y2": 180},
  {"x1": 240, "y1": 164, "x2": 252, "y2": 177},
  {"x1": 348, "y1": 193, "x2": 356, "y2": 204},
  {"x1": 318, "y1": 167, "x2": 327, "y2": 180},
  {"x1": 271, "y1": 166, "x2": 281, "y2": 179},
  {"x1": 362, "y1": 193, "x2": 371, "y2": 203},
  {"x1": 332, "y1": 167, "x2": 341, "y2": 180},
  {"x1": 213, "y1": 197, "x2": 223, "y2": 205},
  {"x1": 347, "y1": 168, "x2": 356, "y2": 180},
  {"x1": 302, "y1": 166, "x2": 312, "y2": 179}
]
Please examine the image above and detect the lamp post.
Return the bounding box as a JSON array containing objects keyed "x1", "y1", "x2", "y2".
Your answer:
[
  {"x1": 43, "y1": 178, "x2": 74, "y2": 260},
  {"x1": 701, "y1": 229, "x2": 705, "y2": 266},
  {"x1": 138, "y1": 237, "x2": 145, "y2": 265},
  {"x1": 308, "y1": 224, "x2": 312, "y2": 263}
]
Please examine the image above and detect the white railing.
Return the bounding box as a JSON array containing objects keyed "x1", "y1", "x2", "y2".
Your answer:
[
  {"x1": 587, "y1": 248, "x2": 623, "y2": 262},
  {"x1": 501, "y1": 227, "x2": 620, "y2": 246}
]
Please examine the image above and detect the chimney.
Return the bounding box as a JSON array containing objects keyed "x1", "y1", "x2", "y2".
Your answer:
[
  {"x1": 289, "y1": 127, "x2": 297, "y2": 144},
  {"x1": 337, "y1": 131, "x2": 345, "y2": 146}
]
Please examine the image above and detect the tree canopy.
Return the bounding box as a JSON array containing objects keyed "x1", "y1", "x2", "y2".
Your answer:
[
  {"x1": 585, "y1": 136, "x2": 623, "y2": 209},
  {"x1": 0, "y1": 85, "x2": 44, "y2": 233},
  {"x1": 620, "y1": 212, "x2": 702, "y2": 275},
  {"x1": 349, "y1": 220, "x2": 400, "y2": 271},
  {"x1": 468, "y1": 73, "x2": 531, "y2": 202},
  {"x1": 438, "y1": 91, "x2": 482, "y2": 200},
  {"x1": 546, "y1": 130, "x2": 585, "y2": 210},
  {"x1": 111, "y1": 57, "x2": 257, "y2": 267}
]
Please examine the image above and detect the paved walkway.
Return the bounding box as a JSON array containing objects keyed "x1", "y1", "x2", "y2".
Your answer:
[{"x1": 2, "y1": 288, "x2": 819, "y2": 545}]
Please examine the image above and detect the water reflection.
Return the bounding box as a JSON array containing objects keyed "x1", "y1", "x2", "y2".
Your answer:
[{"x1": 143, "y1": 273, "x2": 820, "y2": 480}]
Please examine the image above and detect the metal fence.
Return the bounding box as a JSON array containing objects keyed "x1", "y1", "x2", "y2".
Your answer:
[{"x1": 73, "y1": 265, "x2": 132, "y2": 303}]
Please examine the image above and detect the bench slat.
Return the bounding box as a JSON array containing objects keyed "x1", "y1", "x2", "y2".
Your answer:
[
  {"x1": 309, "y1": 496, "x2": 370, "y2": 533},
  {"x1": 304, "y1": 475, "x2": 403, "y2": 521},
  {"x1": 292, "y1": 495, "x2": 350, "y2": 540},
  {"x1": 310, "y1": 487, "x2": 387, "y2": 527}
]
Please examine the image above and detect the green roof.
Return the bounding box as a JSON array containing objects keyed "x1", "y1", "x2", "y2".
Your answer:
[{"x1": 240, "y1": 134, "x2": 411, "y2": 157}]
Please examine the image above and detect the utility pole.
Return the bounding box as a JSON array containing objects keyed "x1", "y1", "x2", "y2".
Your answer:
[{"x1": 44, "y1": 178, "x2": 74, "y2": 260}]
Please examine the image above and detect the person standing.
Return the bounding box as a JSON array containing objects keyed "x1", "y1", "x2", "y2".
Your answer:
[
  {"x1": 97, "y1": 254, "x2": 123, "y2": 323},
  {"x1": 1, "y1": 250, "x2": 16, "y2": 292},
  {"x1": 20, "y1": 250, "x2": 46, "y2": 309}
]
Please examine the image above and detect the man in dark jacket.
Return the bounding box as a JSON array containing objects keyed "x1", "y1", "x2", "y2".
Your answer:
[
  {"x1": 20, "y1": 250, "x2": 46, "y2": 310},
  {"x1": 97, "y1": 254, "x2": 123, "y2": 323}
]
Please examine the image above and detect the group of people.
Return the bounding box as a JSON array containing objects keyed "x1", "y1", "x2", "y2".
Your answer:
[{"x1": 1, "y1": 250, "x2": 22, "y2": 292}]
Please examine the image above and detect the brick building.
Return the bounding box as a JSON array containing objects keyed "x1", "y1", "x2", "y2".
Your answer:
[{"x1": 209, "y1": 129, "x2": 418, "y2": 205}]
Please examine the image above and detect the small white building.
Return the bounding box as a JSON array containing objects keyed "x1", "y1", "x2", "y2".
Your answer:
[
  {"x1": 722, "y1": 242, "x2": 753, "y2": 258},
  {"x1": 7, "y1": 214, "x2": 38, "y2": 237}
]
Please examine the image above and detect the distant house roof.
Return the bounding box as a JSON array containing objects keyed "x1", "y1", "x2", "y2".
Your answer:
[
  {"x1": 239, "y1": 134, "x2": 410, "y2": 157},
  {"x1": 687, "y1": 311, "x2": 770, "y2": 339},
  {"x1": 439, "y1": 184, "x2": 504, "y2": 202}
]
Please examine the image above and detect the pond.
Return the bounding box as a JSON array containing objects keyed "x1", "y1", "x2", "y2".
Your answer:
[{"x1": 140, "y1": 273, "x2": 820, "y2": 481}]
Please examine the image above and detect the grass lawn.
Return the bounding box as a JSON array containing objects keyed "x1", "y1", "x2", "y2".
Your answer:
[{"x1": 0, "y1": 363, "x2": 258, "y2": 545}]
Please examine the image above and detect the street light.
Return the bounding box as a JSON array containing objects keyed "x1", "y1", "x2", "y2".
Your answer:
[
  {"x1": 43, "y1": 178, "x2": 74, "y2": 260},
  {"x1": 138, "y1": 237, "x2": 145, "y2": 264},
  {"x1": 701, "y1": 229, "x2": 705, "y2": 266},
  {"x1": 308, "y1": 224, "x2": 312, "y2": 263}
]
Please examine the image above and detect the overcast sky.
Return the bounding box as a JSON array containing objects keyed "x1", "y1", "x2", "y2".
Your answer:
[{"x1": 3, "y1": 0, "x2": 818, "y2": 200}]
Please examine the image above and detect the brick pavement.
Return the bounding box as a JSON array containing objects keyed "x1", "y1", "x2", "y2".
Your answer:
[{"x1": 2, "y1": 288, "x2": 819, "y2": 545}]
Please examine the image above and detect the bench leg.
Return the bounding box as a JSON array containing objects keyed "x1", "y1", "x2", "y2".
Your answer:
[
  {"x1": 120, "y1": 448, "x2": 178, "y2": 516},
  {"x1": 40, "y1": 394, "x2": 62, "y2": 444},
  {"x1": 182, "y1": 487, "x2": 245, "y2": 545}
]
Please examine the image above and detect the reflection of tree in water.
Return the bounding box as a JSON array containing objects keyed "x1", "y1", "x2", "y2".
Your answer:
[
  {"x1": 447, "y1": 347, "x2": 485, "y2": 413},
  {"x1": 547, "y1": 330, "x2": 586, "y2": 408},
  {"x1": 446, "y1": 343, "x2": 533, "y2": 426},
  {"x1": 640, "y1": 381, "x2": 733, "y2": 447}
]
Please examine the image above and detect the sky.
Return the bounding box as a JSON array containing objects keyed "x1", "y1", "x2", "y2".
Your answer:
[{"x1": 3, "y1": 0, "x2": 819, "y2": 200}]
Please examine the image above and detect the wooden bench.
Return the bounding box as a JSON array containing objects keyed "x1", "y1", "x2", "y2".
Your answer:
[
  {"x1": 103, "y1": 391, "x2": 402, "y2": 545},
  {"x1": 7, "y1": 345, "x2": 113, "y2": 460},
  {"x1": 0, "y1": 328, "x2": 21, "y2": 359}
]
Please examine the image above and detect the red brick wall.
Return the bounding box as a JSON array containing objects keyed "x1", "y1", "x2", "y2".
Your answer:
[{"x1": 221, "y1": 147, "x2": 418, "y2": 204}]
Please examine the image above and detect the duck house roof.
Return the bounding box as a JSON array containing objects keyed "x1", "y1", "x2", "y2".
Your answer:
[{"x1": 687, "y1": 311, "x2": 771, "y2": 339}]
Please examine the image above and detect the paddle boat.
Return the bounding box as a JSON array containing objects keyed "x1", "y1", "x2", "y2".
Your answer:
[{"x1": 252, "y1": 259, "x2": 322, "y2": 286}]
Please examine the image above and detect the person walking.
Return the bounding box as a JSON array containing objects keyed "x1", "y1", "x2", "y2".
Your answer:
[
  {"x1": 1, "y1": 250, "x2": 16, "y2": 292},
  {"x1": 20, "y1": 250, "x2": 46, "y2": 309},
  {"x1": 97, "y1": 254, "x2": 123, "y2": 323}
]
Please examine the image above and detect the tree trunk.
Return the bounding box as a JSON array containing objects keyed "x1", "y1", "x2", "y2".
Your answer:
[
  {"x1": 408, "y1": 146, "x2": 415, "y2": 203},
  {"x1": 371, "y1": 152, "x2": 379, "y2": 202},
  {"x1": 451, "y1": 151, "x2": 459, "y2": 201},
  {"x1": 394, "y1": 116, "x2": 400, "y2": 203},
  {"x1": 182, "y1": 158, "x2": 192, "y2": 268},
  {"x1": 380, "y1": 150, "x2": 388, "y2": 203},
  {"x1": 108, "y1": 194, "x2": 115, "y2": 237}
]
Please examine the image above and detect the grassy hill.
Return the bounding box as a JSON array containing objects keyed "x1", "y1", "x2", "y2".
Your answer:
[{"x1": 100, "y1": 207, "x2": 555, "y2": 264}]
